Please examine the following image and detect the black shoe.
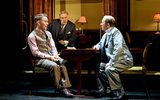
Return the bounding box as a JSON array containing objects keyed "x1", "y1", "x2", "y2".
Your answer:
[
  {"x1": 60, "y1": 88, "x2": 74, "y2": 98},
  {"x1": 105, "y1": 87, "x2": 114, "y2": 97},
  {"x1": 109, "y1": 89, "x2": 125, "y2": 100},
  {"x1": 94, "y1": 88, "x2": 105, "y2": 98}
]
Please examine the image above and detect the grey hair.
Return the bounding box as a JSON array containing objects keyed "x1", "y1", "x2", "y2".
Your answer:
[
  {"x1": 34, "y1": 13, "x2": 47, "y2": 23},
  {"x1": 103, "y1": 15, "x2": 116, "y2": 26},
  {"x1": 59, "y1": 10, "x2": 69, "y2": 16}
]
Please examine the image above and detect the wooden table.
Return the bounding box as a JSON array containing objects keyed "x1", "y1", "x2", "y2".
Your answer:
[{"x1": 60, "y1": 49, "x2": 99, "y2": 95}]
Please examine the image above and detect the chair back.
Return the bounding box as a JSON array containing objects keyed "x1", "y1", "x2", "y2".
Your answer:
[{"x1": 143, "y1": 43, "x2": 160, "y2": 71}]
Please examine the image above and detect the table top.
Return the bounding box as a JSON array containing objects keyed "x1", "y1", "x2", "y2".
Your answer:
[
  {"x1": 60, "y1": 48, "x2": 99, "y2": 54},
  {"x1": 60, "y1": 48, "x2": 99, "y2": 62}
]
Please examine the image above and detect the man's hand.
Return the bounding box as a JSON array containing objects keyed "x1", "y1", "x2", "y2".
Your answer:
[
  {"x1": 92, "y1": 45, "x2": 99, "y2": 50},
  {"x1": 50, "y1": 55, "x2": 60, "y2": 62},
  {"x1": 58, "y1": 40, "x2": 69, "y2": 47},
  {"x1": 59, "y1": 40, "x2": 65, "y2": 45},
  {"x1": 100, "y1": 63, "x2": 106, "y2": 71}
]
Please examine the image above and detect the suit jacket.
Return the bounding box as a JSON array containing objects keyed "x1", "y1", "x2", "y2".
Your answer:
[
  {"x1": 96, "y1": 27, "x2": 133, "y2": 69},
  {"x1": 47, "y1": 19, "x2": 77, "y2": 51}
]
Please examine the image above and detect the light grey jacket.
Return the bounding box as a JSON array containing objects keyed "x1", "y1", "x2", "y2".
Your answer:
[{"x1": 95, "y1": 27, "x2": 133, "y2": 69}]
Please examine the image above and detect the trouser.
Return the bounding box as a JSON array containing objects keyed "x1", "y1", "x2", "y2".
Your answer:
[
  {"x1": 96, "y1": 67, "x2": 109, "y2": 91},
  {"x1": 36, "y1": 59, "x2": 72, "y2": 89},
  {"x1": 96, "y1": 62, "x2": 129, "y2": 91},
  {"x1": 104, "y1": 67, "x2": 123, "y2": 90},
  {"x1": 51, "y1": 64, "x2": 72, "y2": 89},
  {"x1": 96, "y1": 63, "x2": 109, "y2": 91}
]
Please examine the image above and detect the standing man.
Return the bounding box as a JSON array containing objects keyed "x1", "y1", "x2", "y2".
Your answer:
[
  {"x1": 28, "y1": 13, "x2": 74, "y2": 98},
  {"x1": 47, "y1": 10, "x2": 77, "y2": 52},
  {"x1": 93, "y1": 15, "x2": 133, "y2": 99}
]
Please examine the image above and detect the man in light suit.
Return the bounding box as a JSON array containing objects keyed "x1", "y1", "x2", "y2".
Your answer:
[
  {"x1": 47, "y1": 10, "x2": 77, "y2": 52},
  {"x1": 93, "y1": 15, "x2": 133, "y2": 100}
]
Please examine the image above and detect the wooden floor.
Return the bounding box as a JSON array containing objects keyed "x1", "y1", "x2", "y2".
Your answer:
[
  {"x1": 0, "y1": 70, "x2": 160, "y2": 100},
  {"x1": 0, "y1": 85, "x2": 160, "y2": 100},
  {"x1": 0, "y1": 78, "x2": 160, "y2": 100}
]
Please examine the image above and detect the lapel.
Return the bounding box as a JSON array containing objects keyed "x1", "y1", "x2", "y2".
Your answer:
[
  {"x1": 55, "y1": 21, "x2": 61, "y2": 38},
  {"x1": 104, "y1": 27, "x2": 114, "y2": 47},
  {"x1": 102, "y1": 33, "x2": 111, "y2": 48},
  {"x1": 106, "y1": 34, "x2": 112, "y2": 47}
]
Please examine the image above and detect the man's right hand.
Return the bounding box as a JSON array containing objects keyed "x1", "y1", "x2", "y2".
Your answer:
[
  {"x1": 93, "y1": 45, "x2": 99, "y2": 50},
  {"x1": 59, "y1": 40, "x2": 65, "y2": 45},
  {"x1": 100, "y1": 63, "x2": 106, "y2": 71},
  {"x1": 50, "y1": 55, "x2": 60, "y2": 62}
]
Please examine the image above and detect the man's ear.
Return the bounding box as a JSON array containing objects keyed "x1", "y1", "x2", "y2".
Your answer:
[
  {"x1": 106, "y1": 23, "x2": 110, "y2": 26},
  {"x1": 37, "y1": 20, "x2": 40, "y2": 26}
]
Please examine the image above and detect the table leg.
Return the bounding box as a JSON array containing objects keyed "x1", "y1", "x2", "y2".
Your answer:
[{"x1": 76, "y1": 62, "x2": 81, "y2": 95}]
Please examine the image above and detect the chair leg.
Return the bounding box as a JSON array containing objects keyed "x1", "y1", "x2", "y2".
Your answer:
[
  {"x1": 28, "y1": 89, "x2": 33, "y2": 95},
  {"x1": 143, "y1": 76, "x2": 150, "y2": 99}
]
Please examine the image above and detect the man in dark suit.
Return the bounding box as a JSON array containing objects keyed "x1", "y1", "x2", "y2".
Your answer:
[{"x1": 47, "y1": 10, "x2": 77, "y2": 52}]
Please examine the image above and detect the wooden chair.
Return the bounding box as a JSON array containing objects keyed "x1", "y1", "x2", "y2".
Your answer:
[
  {"x1": 125, "y1": 31, "x2": 144, "y2": 49},
  {"x1": 23, "y1": 52, "x2": 53, "y2": 95},
  {"x1": 142, "y1": 42, "x2": 160, "y2": 98},
  {"x1": 119, "y1": 41, "x2": 150, "y2": 98},
  {"x1": 31, "y1": 58, "x2": 50, "y2": 94},
  {"x1": 120, "y1": 66, "x2": 150, "y2": 99}
]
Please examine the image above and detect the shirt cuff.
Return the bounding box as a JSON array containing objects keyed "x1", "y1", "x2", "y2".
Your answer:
[{"x1": 64, "y1": 40, "x2": 69, "y2": 47}]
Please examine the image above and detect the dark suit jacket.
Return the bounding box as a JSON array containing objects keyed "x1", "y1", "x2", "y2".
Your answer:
[{"x1": 47, "y1": 19, "x2": 77, "y2": 51}]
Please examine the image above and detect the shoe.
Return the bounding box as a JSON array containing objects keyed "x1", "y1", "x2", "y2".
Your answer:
[
  {"x1": 105, "y1": 87, "x2": 113, "y2": 97},
  {"x1": 109, "y1": 89, "x2": 125, "y2": 100},
  {"x1": 94, "y1": 88, "x2": 105, "y2": 98},
  {"x1": 94, "y1": 86, "x2": 114, "y2": 98},
  {"x1": 60, "y1": 88, "x2": 74, "y2": 98}
]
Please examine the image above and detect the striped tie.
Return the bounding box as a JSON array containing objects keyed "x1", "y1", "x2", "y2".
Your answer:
[{"x1": 61, "y1": 24, "x2": 65, "y2": 33}]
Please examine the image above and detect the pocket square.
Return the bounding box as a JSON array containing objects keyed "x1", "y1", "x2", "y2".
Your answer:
[{"x1": 66, "y1": 31, "x2": 71, "y2": 34}]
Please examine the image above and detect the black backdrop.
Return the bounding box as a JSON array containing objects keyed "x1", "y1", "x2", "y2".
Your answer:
[{"x1": 0, "y1": 0, "x2": 21, "y2": 80}]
